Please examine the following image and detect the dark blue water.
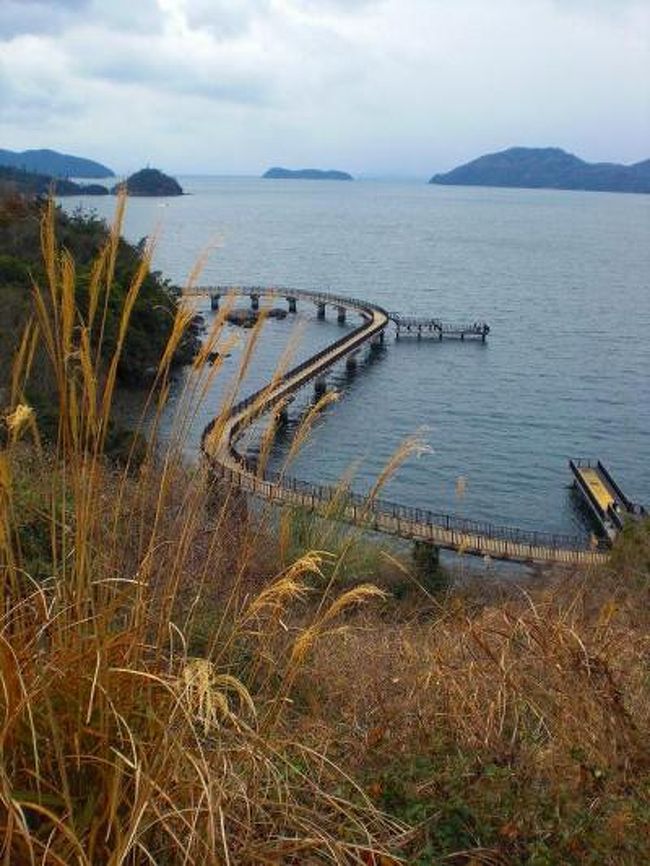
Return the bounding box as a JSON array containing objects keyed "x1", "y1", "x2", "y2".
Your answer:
[{"x1": 61, "y1": 177, "x2": 650, "y2": 538}]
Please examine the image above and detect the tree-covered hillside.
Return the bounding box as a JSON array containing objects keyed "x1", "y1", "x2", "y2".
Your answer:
[
  {"x1": 0, "y1": 166, "x2": 108, "y2": 196},
  {"x1": 0, "y1": 147, "x2": 114, "y2": 178},
  {"x1": 112, "y1": 168, "x2": 183, "y2": 196},
  {"x1": 430, "y1": 147, "x2": 650, "y2": 194},
  {"x1": 0, "y1": 193, "x2": 197, "y2": 406}
]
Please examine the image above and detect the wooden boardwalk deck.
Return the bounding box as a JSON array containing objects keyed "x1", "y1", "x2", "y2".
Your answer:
[
  {"x1": 389, "y1": 313, "x2": 490, "y2": 341},
  {"x1": 570, "y1": 458, "x2": 647, "y2": 543},
  {"x1": 193, "y1": 286, "x2": 608, "y2": 566}
]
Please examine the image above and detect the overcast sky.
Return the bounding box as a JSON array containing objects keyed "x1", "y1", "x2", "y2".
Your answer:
[{"x1": 1, "y1": 0, "x2": 648, "y2": 177}]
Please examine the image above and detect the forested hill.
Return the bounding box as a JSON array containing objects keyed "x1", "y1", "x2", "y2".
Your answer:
[
  {"x1": 263, "y1": 167, "x2": 353, "y2": 180},
  {"x1": 0, "y1": 148, "x2": 114, "y2": 178},
  {"x1": 429, "y1": 147, "x2": 650, "y2": 194},
  {"x1": 0, "y1": 166, "x2": 108, "y2": 196},
  {"x1": 0, "y1": 194, "x2": 197, "y2": 411},
  {"x1": 112, "y1": 168, "x2": 183, "y2": 196}
]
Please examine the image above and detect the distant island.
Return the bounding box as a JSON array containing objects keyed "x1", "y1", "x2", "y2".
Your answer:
[
  {"x1": 0, "y1": 166, "x2": 108, "y2": 196},
  {"x1": 0, "y1": 148, "x2": 114, "y2": 178},
  {"x1": 429, "y1": 147, "x2": 650, "y2": 194},
  {"x1": 263, "y1": 167, "x2": 353, "y2": 181},
  {"x1": 112, "y1": 168, "x2": 183, "y2": 197}
]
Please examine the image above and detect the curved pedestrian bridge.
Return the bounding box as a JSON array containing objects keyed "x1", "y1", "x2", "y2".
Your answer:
[{"x1": 192, "y1": 286, "x2": 607, "y2": 566}]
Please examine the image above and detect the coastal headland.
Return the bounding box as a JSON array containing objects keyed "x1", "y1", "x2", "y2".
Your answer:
[{"x1": 430, "y1": 146, "x2": 650, "y2": 194}]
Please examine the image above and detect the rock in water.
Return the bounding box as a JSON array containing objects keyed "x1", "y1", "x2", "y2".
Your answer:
[
  {"x1": 226, "y1": 309, "x2": 259, "y2": 328},
  {"x1": 112, "y1": 168, "x2": 183, "y2": 196}
]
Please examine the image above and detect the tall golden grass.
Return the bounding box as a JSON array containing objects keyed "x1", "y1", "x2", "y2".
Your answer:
[
  {"x1": 0, "y1": 198, "x2": 402, "y2": 864},
  {"x1": 2, "y1": 196, "x2": 648, "y2": 865}
]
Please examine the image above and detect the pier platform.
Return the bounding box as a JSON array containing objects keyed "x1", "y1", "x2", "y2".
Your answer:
[
  {"x1": 570, "y1": 458, "x2": 646, "y2": 541},
  {"x1": 389, "y1": 314, "x2": 490, "y2": 341}
]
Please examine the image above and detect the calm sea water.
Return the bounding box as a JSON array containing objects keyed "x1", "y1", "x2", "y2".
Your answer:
[{"x1": 61, "y1": 177, "x2": 650, "y2": 539}]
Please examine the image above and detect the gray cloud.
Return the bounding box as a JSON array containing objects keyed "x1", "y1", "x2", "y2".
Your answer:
[
  {"x1": 19, "y1": 0, "x2": 87, "y2": 5},
  {"x1": 0, "y1": 0, "x2": 88, "y2": 38},
  {"x1": 76, "y1": 49, "x2": 270, "y2": 104},
  {"x1": 293, "y1": 0, "x2": 382, "y2": 10},
  {"x1": 88, "y1": 0, "x2": 162, "y2": 34},
  {"x1": 0, "y1": 0, "x2": 162, "y2": 39},
  {"x1": 0, "y1": 0, "x2": 647, "y2": 175},
  {"x1": 0, "y1": 50, "x2": 85, "y2": 124},
  {"x1": 184, "y1": 0, "x2": 270, "y2": 37},
  {"x1": 551, "y1": 0, "x2": 645, "y2": 9},
  {"x1": 65, "y1": 19, "x2": 272, "y2": 105}
]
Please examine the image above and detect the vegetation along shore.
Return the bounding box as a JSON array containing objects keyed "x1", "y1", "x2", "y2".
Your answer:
[{"x1": 0, "y1": 187, "x2": 648, "y2": 865}]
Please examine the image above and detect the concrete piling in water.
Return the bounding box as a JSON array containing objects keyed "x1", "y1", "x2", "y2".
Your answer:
[
  {"x1": 314, "y1": 376, "x2": 327, "y2": 398},
  {"x1": 277, "y1": 406, "x2": 289, "y2": 426},
  {"x1": 337, "y1": 305, "x2": 346, "y2": 324},
  {"x1": 317, "y1": 302, "x2": 326, "y2": 320},
  {"x1": 287, "y1": 296, "x2": 297, "y2": 313},
  {"x1": 413, "y1": 541, "x2": 448, "y2": 592},
  {"x1": 250, "y1": 293, "x2": 260, "y2": 311},
  {"x1": 210, "y1": 293, "x2": 220, "y2": 311}
]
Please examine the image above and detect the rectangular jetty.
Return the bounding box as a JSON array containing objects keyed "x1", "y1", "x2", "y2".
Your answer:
[
  {"x1": 389, "y1": 314, "x2": 490, "y2": 341},
  {"x1": 570, "y1": 458, "x2": 646, "y2": 542}
]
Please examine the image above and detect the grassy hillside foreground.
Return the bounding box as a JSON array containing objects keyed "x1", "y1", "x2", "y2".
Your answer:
[{"x1": 0, "y1": 201, "x2": 648, "y2": 864}]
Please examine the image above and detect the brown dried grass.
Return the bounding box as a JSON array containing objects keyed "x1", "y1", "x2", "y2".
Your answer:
[{"x1": 0, "y1": 197, "x2": 400, "y2": 864}]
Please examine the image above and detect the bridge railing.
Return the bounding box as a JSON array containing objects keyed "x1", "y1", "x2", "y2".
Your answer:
[
  {"x1": 391, "y1": 316, "x2": 489, "y2": 334},
  {"x1": 227, "y1": 308, "x2": 386, "y2": 419},
  {"x1": 200, "y1": 289, "x2": 387, "y2": 449},
  {"x1": 390, "y1": 315, "x2": 442, "y2": 326},
  {"x1": 209, "y1": 457, "x2": 596, "y2": 553},
  {"x1": 202, "y1": 285, "x2": 388, "y2": 315},
  {"x1": 199, "y1": 285, "x2": 595, "y2": 558}
]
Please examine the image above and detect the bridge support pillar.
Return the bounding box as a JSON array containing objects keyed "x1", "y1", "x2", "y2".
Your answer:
[
  {"x1": 276, "y1": 395, "x2": 294, "y2": 427},
  {"x1": 417, "y1": 326, "x2": 422, "y2": 340},
  {"x1": 370, "y1": 330, "x2": 385, "y2": 350},
  {"x1": 346, "y1": 352, "x2": 358, "y2": 372},
  {"x1": 316, "y1": 302, "x2": 326, "y2": 320},
  {"x1": 287, "y1": 296, "x2": 297, "y2": 313},
  {"x1": 337, "y1": 305, "x2": 346, "y2": 324},
  {"x1": 413, "y1": 541, "x2": 448, "y2": 593},
  {"x1": 250, "y1": 293, "x2": 260, "y2": 311},
  {"x1": 314, "y1": 377, "x2": 327, "y2": 398},
  {"x1": 210, "y1": 293, "x2": 220, "y2": 311}
]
